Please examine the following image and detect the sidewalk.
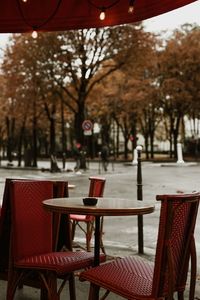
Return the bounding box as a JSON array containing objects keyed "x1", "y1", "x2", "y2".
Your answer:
[{"x1": 0, "y1": 160, "x2": 200, "y2": 299}]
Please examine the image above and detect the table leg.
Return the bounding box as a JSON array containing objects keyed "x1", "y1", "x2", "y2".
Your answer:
[
  {"x1": 137, "y1": 214, "x2": 144, "y2": 254},
  {"x1": 94, "y1": 216, "x2": 101, "y2": 266}
]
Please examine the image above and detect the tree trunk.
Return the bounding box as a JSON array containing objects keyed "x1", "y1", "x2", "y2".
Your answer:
[
  {"x1": 116, "y1": 124, "x2": 120, "y2": 158},
  {"x1": 173, "y1": 116, "x2": 181, "y2": 159},
  {"x1": 17, "y1": 123, "x2": 26, "y2": 167},
  {"x1": 50, "y1": 117, "x2": 56, "y2": 156},
  {"x1": 60, "y1": 98, "x2": 66, "y2": 168},
  {"x1": 144, "y1": 134, "x2": 149, "y2": 159},
  {"x1": 130, "y1": 117, "x2": 137, "y2": 153},
  {"x1": 150, "y1": 130, "x2": 154, "y2": 159},
  {"x1": 123, "y1": 122, "x2": 129, "y2": 160},
  {"x1": 50, "y1": 109, "x2": 60, "y2": 172},
  {"x1": 169, "y1": 116, "x2": 174, "y2": 158},
  {"x1": 6, "y1": 117, "x2": 15, "y2": 164},
  {"x1": 32, "y1": 98, "x2": 38, "y2": 167},
  {"x1": 169, "y1": 135, "x2": 173, "y2": 158},
  {"x1": 101, "y1": 123, "x2": 110, "y2": 145},
  {"x1": 149, "y1": 115, "x2": 155, "y2": 159},
  {"x1": 124, "y1": 136, "x2": 129, "y2": 160},
  {"x1": 74, "y1": 100, "x2": 85, "y2": 145}
]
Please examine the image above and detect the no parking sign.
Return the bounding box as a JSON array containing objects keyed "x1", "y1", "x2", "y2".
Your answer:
[
  {"x1": 82, "y1": 120, "x2": 93, "y2": 135},
  {"x1": 82, "y1": 120, "x2": 93, "y2": 131}
]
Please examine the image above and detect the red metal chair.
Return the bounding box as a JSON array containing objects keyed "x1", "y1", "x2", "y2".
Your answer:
[
  {"x1": 0, "y1": 179, "x2": 69, "y2": 260},
  {"x1": 70, "y1": 176, "x2": 106, "y2": 253},
  {"x1": 0, "y1": 179, "x2": 75, "y2": 294},
  {"x1": 6, "y1": 180, "x2": 105, "y2": 300},
  {"x1": 0, "y1": 179, "x2": 69, "y2": 280},
  {"x1": 80, "y1": 192, "x2": 200, "y2": 300},
  {"x1": 0, "y1": 179, "x2": 13, "y2": 281}
]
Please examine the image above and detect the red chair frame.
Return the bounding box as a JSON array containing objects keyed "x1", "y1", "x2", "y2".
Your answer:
[{"x1": 70, "y1": 177, "x2": 106, "y2": 253}]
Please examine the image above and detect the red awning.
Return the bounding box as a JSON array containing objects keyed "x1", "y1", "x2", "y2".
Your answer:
[{"x1": 0, "y1": 0, "x2": 197, "y2": 33}]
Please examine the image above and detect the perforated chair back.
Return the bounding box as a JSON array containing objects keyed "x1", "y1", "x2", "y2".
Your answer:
[
  {"x1": 88, "y1": 177, "x2": 106, "y2": 198},
  {"x1": 152, "y1": 192, "x2": 200, "y2": 298},
  {"x1": 10, "y1": 180, "x2": 53, "y2": 261},
  {"x1": 0, "y1": 179, "x2": 69, "y2": 270}
]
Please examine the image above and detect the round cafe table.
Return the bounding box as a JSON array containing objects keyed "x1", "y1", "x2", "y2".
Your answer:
[{"x1": 43, "y1": 197, "x2": 155, "y2": 266}]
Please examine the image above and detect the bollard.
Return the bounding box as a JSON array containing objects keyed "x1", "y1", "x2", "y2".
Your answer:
[
  {"x1": 132, "y1": 148, "x2": 138, "y2": 165},
  {"x1": 136, "y1": 145, "x2": 144, "y2": 254},
  {"x1": 177, "y1": 143, "x2": 185, "y2": 164}
]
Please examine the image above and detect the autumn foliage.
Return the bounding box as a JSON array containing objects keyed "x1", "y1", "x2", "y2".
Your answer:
[{"x1": 0, "y1": 23, "x2": 199, "y2": 166}]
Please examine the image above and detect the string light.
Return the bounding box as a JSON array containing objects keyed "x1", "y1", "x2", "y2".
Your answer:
[
  {"x1": 128, "y1": 0, "x2": 135, "y2": 14},
  {"x1": 17, "y1": 0, "x2": 62, "y2": 33},
  {"x1": 89, "y1": 1, "x2": 135, "y2": 21},
  {"x1": 20, "y1": 0, "x2": 135, "y2": 31},
  {"x1": 32, "y1": 30, "x2": 38, "y2": 39},
  {"x1": 99, "y1": 8, "x2": 106, "y2": 21}
]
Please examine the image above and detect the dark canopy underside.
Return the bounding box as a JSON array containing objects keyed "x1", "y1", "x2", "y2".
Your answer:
[{"x1": 0, "y1": 0, "x2": 197, "y2": 33}]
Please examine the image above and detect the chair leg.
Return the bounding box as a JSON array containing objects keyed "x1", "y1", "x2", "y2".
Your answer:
[
  {"x1": 86, "y1": 218, "x2": 106, "y2": 254},
  {"x1": 39, "y1": 271, "x2": 59, "y2": 300},
  {"x1": 189, "y1": 236, "x2": 197, "y2": 300},
  {"x1": 69, "y1": 273, "x2": 76, "y2": 300},
  {"x1": 86, "y1": 222, "x2": 94, "y2": 252},
  {"x1": 88, "y1": 283, "x2": 100, "y2": 300},
  {"x1": 71, "y1": 221, "x2": 76, "y2": 241},
  {"x1": 177, "y1": 291, "x2": 184, "y2": 300},
  {"x1": 40, "y1": 288, "x2": 48, "y2": 300},
  {"x1": 100, "y1": 217, "x2": 106, "y2": 254},
  {"x1": 6, "y1": 270, "x2": 20, "y2": 300},
  {"x1": 46, "y1": 272, "x2": 59, "y2": 300}
]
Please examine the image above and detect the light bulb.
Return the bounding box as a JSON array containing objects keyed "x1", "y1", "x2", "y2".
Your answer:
[
  {"x1": 32, "y1": 30, "x2": 38, "y2": 39},
  {"x1": 99, "y1": 9, "x2": 105, "y2": 21},
  {"x1": 128, "y1": 5, "x2": 134, "y2": 13},
  {"x1": 128, "y1": 0, "x2": 134, "y2": 14},
  {"x1": 22, "y1": 0, "x2": 28, "y2": 2}
]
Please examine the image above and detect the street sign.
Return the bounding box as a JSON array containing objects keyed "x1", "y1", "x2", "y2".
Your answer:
[
  {"x1": 84, "y1": 130, "x2": 92, "y2": 136},
  {"x1": 82, "y1": 120, "x2": 93, "y2": 131}
]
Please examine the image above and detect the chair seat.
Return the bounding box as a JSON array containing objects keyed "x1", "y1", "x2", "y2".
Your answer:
[
  {"x1": 70, "y1": 214, "x2": 94, "y2": 222},
  {"x1": 16, "y1": 251, "x2": 106, "y2": 276},
  {"x1": 80, "y1": 256, "x2": 154, "y2": 298}
]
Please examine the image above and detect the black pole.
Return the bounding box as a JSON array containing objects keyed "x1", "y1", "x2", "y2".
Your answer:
[
  {"x1": 137, "y1": 145, "x2": 144, "y2": 254},
  {"x1": 98, "y1": 152, "x2": 101, "y2": 174},
  {"x1": 94, "y1": 216, "x2": 101, "y2": 266}
]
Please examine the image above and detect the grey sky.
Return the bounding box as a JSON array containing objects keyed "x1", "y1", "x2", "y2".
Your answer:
[{"x1": 143, "y1": 1, "x2": 200, "y2": 33}]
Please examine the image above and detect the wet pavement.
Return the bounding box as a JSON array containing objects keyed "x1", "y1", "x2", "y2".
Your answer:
[{"x1": 0, "y1": 159, "x2": 200, "y2": 299}]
